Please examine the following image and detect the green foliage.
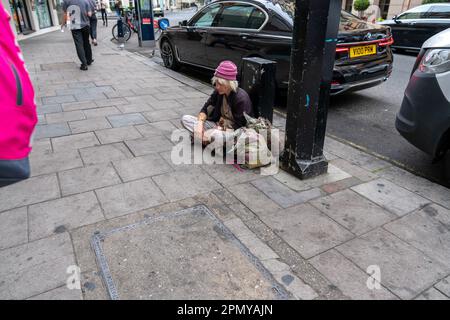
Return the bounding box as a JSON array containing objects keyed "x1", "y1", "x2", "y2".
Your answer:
[
  {"x1": 353, "y1": 0, "x2": 370, "y2": 12},
  {"x1": 422, "y1": 0, "x2": 449, "y2": 4}
]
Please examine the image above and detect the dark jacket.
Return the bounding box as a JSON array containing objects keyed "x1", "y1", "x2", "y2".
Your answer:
[{"x1": 200, "y1": 88, "x2": 253, "y2": 130}]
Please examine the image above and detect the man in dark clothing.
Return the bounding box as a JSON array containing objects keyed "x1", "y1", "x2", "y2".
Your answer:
[
  {"x1": 181, "y1": 61, "x2": 253, "y2": 144},
  {"x1": 61, "y1": 0, "x2": 93, "y2": 70}
]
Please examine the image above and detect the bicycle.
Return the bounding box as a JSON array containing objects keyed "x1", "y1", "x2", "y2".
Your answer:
[{"x1": 112, "y1": 10, "x2": 138, "y2": 42}]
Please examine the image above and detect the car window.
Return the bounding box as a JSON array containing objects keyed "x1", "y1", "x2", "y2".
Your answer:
[
  {"x1": 397, "y1": 6, "x2": 430, "y2": 20},
  {"x1": 216, "y1": 4, "x2": 260, "y2": 29},
  {"x1": 264, "y1": 14, "x2": 291, "y2": 33},
  {"x1": 247, "y1": 7, "x2": 266, "y2": 29},
  {"x1": 190, "y1": 4, "x2": 221, "y2": 27},
  {"x1": 427, "y1": 5, "x2": 450, "y2": 19}
]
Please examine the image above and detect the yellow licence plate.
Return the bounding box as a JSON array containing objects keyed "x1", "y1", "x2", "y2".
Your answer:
[{"x1": 349, "y1": 44, "x2": 377, "y2": 58}]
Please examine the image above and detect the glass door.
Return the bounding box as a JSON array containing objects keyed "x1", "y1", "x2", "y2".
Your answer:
[
  {"x1": 36, "y1": 0, "x2": 53, "y2": 29},
  {"x1": 9, "y1": 0, "x2": 33, "y2": 34}
]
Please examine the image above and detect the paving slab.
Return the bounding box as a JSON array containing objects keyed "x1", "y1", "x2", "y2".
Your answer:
[
  {"x1": 91, "y1": 205, "x2": 288, "y2": 299},
  {"x1": 28, "y1": 192, "x2": 104, "y2": 241},
  {"x1": 351, "y1": 179, "x2": 430, "y2": 216},
  {"x1": 252, "y1": 177, "x2": 323, "y2": 209},
  {"x1": 58, "y1": 163, "x2": 121, "y2": 196},
  {"x1": 112, "y1": 153, "x2": 172, "y2": 182},
  {"x1": 95, "y1": 178, "x2": 168, "y2": 218},
  {"x1": 228, "y1": 183, "x2": 282, "y2": 216},
  {"x1": 384, "y1": 204, "x2": 450, "y2": 269},
  {"x1": 202, "y1": 163, "x2": 264, "y2": 187},
  {"x1": 0, "y1": 174, "x2": 60, "y2": 212},
  {"x1": 34, "y1": 123, "x2": 71, "y2": 139},
  {"x1": 116, "y1": 103, "x2": 154, "y2": 114},
  {"x1": 107, "y1": 113, "x2": 148, "y2": 127},
  {"x1": 95, "y1": 126, "x2": 143, "y2": 144},
  {"x1": 415, "y1": 287, "x2": 449, "y2": 300},
  {"x1": 45, "y1": 110, "x2": 86, "y2": 124},
  {"x1": 330, "y1": 159, "x2": 378, "y2": 182},
  {"x1": 125, "y1": 136, "x2": 174, "y2": 156},
  {"x1": 37, "y1": 104, "x2": 62, "y2": 115},
  {"x1": 152, "y1": 166, "x2": 222, "y2": 202},
  {"x1": 27, "y1": 285, "x2": 83, "y2": 300},
  {"x1": 143, "y1": 109, "x2": 180, "y2": 122},
  {"x1": 0, "y1": 207, "x2": 28, "y2": 250},
  {"x1": 69, "y1": 117, "x2": 112, "y2": 134},
  {"x1": 83, "y1": 107, "x2": 122, "y2": 118},
  {"x1": 0, "y1": 233, "x2": 75, "y2": 300},
  {"x1": 336, "y1": 228, "x2": 447, "y2": 300},
  {"x1": 30, "y1": 149, "x2": 83, "y2": 176},
  {"x1": 62, "y1": 101, "x2": 98, "y2": 112},
  {"x1": 258, "y1": 203, "x2": 354, "y2": 259},
  {"x1": 79, "y1": 143, "x2": 134, "y2": 165},
  {"x1": 310, "y1": 189, "x2": 396, "y2": 236},
  {"x1": 309, "y1": 249, "x2": 398, "y2": 300},
  {"x1": 434, "y1": 276, "x2": 450, "y2": 297},
  {"x1": 51, "y1": 132, "x2": 100, "y2": 151}
]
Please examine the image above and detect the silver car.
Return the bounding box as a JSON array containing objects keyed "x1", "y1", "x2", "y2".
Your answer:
[{"x1": 395, "y1": 28, "x2": 450, "y2": 179}]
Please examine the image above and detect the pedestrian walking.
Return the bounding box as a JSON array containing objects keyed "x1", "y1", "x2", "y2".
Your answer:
[
  {"x1": 0, "y1": 2, "x2": 37, "y2": 186},
  {"x1": 115, "y1": 0, "x2": 123, "y2": 17},
  {"x1": 87, "y1": 0, "x2": 98, "y2": 46},
  {"x1": 100, "y1": 0, "x2": 108, "y2": 26},
  {"x1": 61, "y1": 0, "x2": 93, "y2": 70}
]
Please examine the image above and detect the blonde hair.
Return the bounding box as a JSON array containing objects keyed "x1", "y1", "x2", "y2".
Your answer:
[{"x1": 211, "y1": 76, "x2": 239, "y2": 92}]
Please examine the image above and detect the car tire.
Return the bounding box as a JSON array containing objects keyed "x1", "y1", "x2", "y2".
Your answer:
[{"x1": 161, "y1": 40, "x2": 180, "y2": 71}]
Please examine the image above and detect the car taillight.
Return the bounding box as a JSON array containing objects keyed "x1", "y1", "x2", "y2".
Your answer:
[
  {"x1": 379, "y1": 36, "x2": 394, "y2": 47},
  {"x1": 336, "y1": 47, "x2": 349, "y2": 53}
]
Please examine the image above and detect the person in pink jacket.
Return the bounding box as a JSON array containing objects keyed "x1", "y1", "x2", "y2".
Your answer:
[{"x1": 0, "y1": 3, "x2": 37, "y2": 187}]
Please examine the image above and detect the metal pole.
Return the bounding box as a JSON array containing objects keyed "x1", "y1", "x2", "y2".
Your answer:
[{"x1": 280, "y1": 0, "x2": 342, "y2": 180}]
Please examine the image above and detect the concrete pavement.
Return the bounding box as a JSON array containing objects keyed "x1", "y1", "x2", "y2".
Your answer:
[{"x1": 1, "y1": 25, "x2": 450, "y2": 300}]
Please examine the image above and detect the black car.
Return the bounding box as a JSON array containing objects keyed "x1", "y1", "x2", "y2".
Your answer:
[
  {"x1": 378, "y1": 3, "x2": 450, "y2": 52},
  {"x1": 395, "y1": 28, "x2": 450, "y2": 177},
  {"x1": 159, "y1": 0, "x2": 394, "y2": 95}
]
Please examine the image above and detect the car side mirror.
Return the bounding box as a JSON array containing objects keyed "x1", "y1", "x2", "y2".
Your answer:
[
  {"x1": 393, "y1": 15, "x2": 401, "y2": 23},
  {"x1": 179, "y1": 20, "x2": 188, "y2": 27}
]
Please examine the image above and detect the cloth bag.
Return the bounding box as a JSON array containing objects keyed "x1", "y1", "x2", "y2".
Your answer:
[{"x1": 0, "y1": 4, "x2": 37, "y2": 187}]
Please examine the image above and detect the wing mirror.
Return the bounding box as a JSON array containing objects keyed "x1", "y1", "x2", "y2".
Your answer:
[
  {"x1": 179, "y1": 20, "x2": 188, "y2": 27},
  {"x1": 393, "y1": 15, "x2": 401, "y2": 23}
]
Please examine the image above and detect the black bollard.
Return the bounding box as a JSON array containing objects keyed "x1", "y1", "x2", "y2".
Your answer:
[{"x1": 280, "y1": 0, "x2": 342, "y2": 180}]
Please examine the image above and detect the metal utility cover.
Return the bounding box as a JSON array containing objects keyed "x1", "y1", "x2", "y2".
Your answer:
[{"x1": 92, "y1": 205, "x2": 288, "y2": 300}]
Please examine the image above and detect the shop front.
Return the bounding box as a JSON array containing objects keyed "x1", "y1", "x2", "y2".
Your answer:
[
  {"x1": 35, "y1": 0, "x2": 52, "y2": 28},
  {"x1": 8, "y1": 0, "x2": 33, "y2": 34}
]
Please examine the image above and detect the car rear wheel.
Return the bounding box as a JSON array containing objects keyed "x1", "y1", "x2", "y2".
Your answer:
[{"x1": 161, "y1": 40, "x2": 180, "y2": 71}]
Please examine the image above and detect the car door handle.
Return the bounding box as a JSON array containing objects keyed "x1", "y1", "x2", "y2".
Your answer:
[{"x1": 240, "y1": 34, "x2": 250, "y2": 40}]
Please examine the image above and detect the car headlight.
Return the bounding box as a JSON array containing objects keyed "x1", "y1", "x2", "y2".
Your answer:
[{"x1": 418, "y1": 49, "x2": 450, "y2": 74}]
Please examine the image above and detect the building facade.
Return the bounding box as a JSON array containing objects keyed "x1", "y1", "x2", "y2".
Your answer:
[
  {"x1": 342, "y1": 0, "x2": 425, "y2": 19},
  {"x1": 2, "y1": 0, "x2": 63, "y2": 37}
]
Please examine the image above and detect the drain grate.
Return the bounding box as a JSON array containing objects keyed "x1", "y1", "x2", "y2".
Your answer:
[{"x1": 91, "y1": 205, "x2": 290, "y2": 300}]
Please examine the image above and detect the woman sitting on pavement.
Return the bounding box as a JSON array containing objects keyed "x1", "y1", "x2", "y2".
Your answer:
[{"x1": 181, "y1": 60, "x2": 253, "y2": 145}]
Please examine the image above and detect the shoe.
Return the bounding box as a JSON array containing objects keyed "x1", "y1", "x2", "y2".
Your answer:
[
  {"x1": 80, "y1": 64, "x2": 88, "y2": 71},
  {"x1": 87, "y1": 59, "x2": 94, "y2": 66}
]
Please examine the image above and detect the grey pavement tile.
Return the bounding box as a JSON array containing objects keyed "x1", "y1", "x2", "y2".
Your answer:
[
  {"x1": 31, "y1": 138, "x2": 52, "y2": 155},
  {"x1": 143, "y1": 109, "x2": 180, "y2": 122},
  {"x1": 27, "y1": 285, "x2": 83, "y2": 300},
  {"x1": 105, "y1": 89, "x2": 135, "y2": 99},
  {"x1": 272, "y1": 270, "x2": 319, "y2": 300},
  {"x1": 351, "y1": 179, "x2": 430, "y2": 216},
  {"x1": 0, "y1": 174, "x2": 60, "y2": 212},
  {"x1": 58, "y1": 163, "x2": 121, "y2": 196},
  {"x1": 74, "y1": 92, "x2": 107, "y2": 102},
  {"x1": 141, "y1": 120, "x2": 178, "y2": 135},
  {"x1": 113, "y1": 153, "x2": 172, "y2": 182},
  {"x1": 107, "y1": 113, "x2": 148, "y2": 127},
  {"x1": 67, "y1": 81, "x2": 96, "y2": 88},
  {"x1": 42, "y1": 95, "x2": 76, "y2": 105},
  {"x1": 378, "y1": 166, "x2": 450, "y2": 210},
  {"x1": 384, "y1": 204, "x2": 450, "y2": 269},
  {"x1": 125, "y1": 136, "x2": 174, "y2": 157},
  {"x1": 202, "y1": 163, "x2": 264, "y2": 187},
  {"x1": 95, "y1": 98, "x2": 129, "y2": 107},
  {"x1": 95, "y1": 126, "x2": 142, "y2": 144},
  {"x1": 116, "y1": 103, "x2": 154, "y2": 114},
  {"x1": 259, "y1": 203, "x2": 354, "y2": 259},
  {"x1": 79, "y1": 142, "x2": 133, "y2": 166},
  {"x1": 310, "y1": 190, "x2": 396, "y2": 236},
  {"x1": 309, "y1": 249, "x2": 398, "y2": 300},
  {"x1": 330, "y1": 158, "x2": 378, "y2": 182},
  {"x1": 176, "y1": 97, "x2": 208, "y2": 108},
  {"x1": 62, "y1": 101, "x2": 98, "y2": 112},
  {"x1": 0, "y1": 207, "x2": 28, "y2": 250},
  {"x1": 320, "y1": 177, "x2": 363, "y2": 194},
  {"x1": 124, "y1": 94, "x2": 158, "y2": 105},
  {"x1": 0, "y1": 233, "x2": 75, "y2": 300},
  {"x1": 152, "y1": 166, "x2": 222, "y2": 202},
  {"x1": 83, "y1": 106, "x2": 122, "y2": 118},
  {"x1": 30, "y1": 148, "x2": 83, "y2": 176},
  {"x1": 80, "y1": 270, "x2": 109, "y2": 300},
  {"x1": 29, "y1": 191, "x2": 104, "y2": 241},
  {"x1": 415, "y1": 287, "x2": 449, "y2": 300},
  {"x1": 272, "y1": 170, "x2": 310, "y2": 192},
  {"x1": 69, "y1": 117, "x2": 112, "y2": 134},
  {"x1": 228, "y1": 183, "x2": 282, "y2": 216},
  {"x1": 336, "y1": 228, "x2": 447, "y2": 300},
  {"x1": 95, "y1": 178, "x2": 168, "y2": 218},
  {"x1": 146, "y1": 99, "x2": 184, "y2": 110},
  {"x1": 37, "y1": 114, "x2": 46, "y2": 125},
  {"x1": 52, "y1": 132, "x2": 100, "y2": 151},
  {"x1": 34, "y1": 123, "x2": 71, "y2": 139},
  {"x1": 36, "y1": 104, "x2": 62, "y2": 115},
  {"x1": 435, "y1": 276, "x2": 450, "y2": 297},
  {"x1": 252, "y1": 177, "x2": 324, "y2": 208}
]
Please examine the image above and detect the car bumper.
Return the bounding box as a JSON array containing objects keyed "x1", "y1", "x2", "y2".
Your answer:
[{"x1": 395, "y1": 71, "x2": 450, "y2": 157}]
